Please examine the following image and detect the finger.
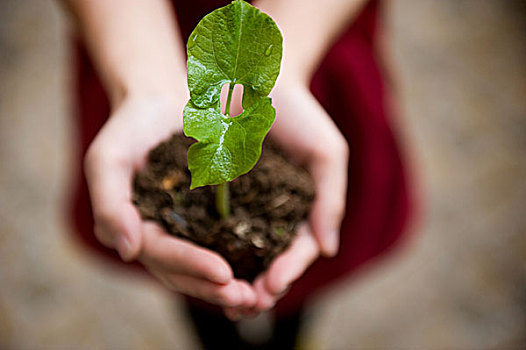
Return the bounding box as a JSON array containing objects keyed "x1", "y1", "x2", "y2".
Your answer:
[
  {"x1": 309, "y1": 137, "x2": 348, "y2": 257},
  {"x1": 223, "y1": 307, "x2": 242, "y2": 321},
  {"x1": 263, "y1": 224, "x2": 319, "y2": 295},
  {"x1": 85, "y1": 149, "x2": 142, "y2": 262},
  {"x1": 252, "y1": 277, "x2": 278, "y2": 312},
  {"x1": 140, "y1": 222, "x2": 233, "y2": 284},
  {"x1": 238, "y1": 280, "x2": 257, "y2": 308},
  {"x1": 161, "y1": 273, "x2": 256, "y2": 308},
  {"x1": 222, "y1": 279, "x2": 259, "y2": 320}
]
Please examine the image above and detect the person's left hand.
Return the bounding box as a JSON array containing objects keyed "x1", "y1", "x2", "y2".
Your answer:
[
  {"x1": 222, "y1": 74, "x2": 349, "y2": 319},
  {"x1": 223, "y1": 223, "x2": 319, "y2": 319}
]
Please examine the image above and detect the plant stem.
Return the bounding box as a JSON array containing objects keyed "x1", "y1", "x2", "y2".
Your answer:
[
  {"x1": 216, "y1": 182, "x2": 231, "y2": 219},
  {"x1": 216, "y1": 83, "x2": 235, "y2": 219},
  {"x1": 224, "y1": 82, "x2": 235, "y2": 117}
]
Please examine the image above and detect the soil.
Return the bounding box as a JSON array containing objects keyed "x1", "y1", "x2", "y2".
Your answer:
[{"x1": 132, "y1": 134, "x2": 315, "y2": 281}]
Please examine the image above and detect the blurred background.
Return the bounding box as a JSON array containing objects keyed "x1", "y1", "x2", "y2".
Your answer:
[{"x1": 1, "y1": 0, "x2": 526, "y2": 349}]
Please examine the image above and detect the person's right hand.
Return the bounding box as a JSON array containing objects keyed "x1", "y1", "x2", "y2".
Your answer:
[{"x1": 84, "y1": 95, "x2": 257, "y2": 308}]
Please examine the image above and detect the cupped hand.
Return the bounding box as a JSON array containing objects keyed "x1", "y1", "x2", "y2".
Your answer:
[
  {"x1": 84, "y1": 95, "x2": 256, "y2": 308},
  {"x1": 224, "y1": 223, "x2": 319, "y2": 319},
  {"x1": 224, "y1": 77, "x2": 349, "y2": 319},
  {"x1": 228, "y1": 77, "x2": 349, "y2": 259},
  {"x1": 270, "y1": 78, "x2": 349, "y2": 258},
  {"x1": 85, "y1": 75, "x2": 347, "y2": 313}
]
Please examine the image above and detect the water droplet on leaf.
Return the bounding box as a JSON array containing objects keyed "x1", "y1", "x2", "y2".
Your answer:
[
  {"x1": 188, "y1": 34, "x2": 198, "y2": 48},
  {"x1": 265, "y1": 44, "x2": 273, "y2": 56}
]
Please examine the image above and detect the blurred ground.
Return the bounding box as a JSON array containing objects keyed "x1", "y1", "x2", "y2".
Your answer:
[{"x1": 1, "y1": 0, "x2": 525, "y2": 349}]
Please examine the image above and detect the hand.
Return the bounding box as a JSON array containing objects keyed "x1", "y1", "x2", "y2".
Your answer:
[
  {"x1": 84, "y1": 95, "x2": 256, "y2": 308},
  {"x1": 270, "y1": 78, "x2": 349, "y2": 257},
  {"x1": 223, "y1": 77, "x2": 349, "y2": 319},
  {"x1": 224, "y1": 224, "x2": 319, "y2": 319},
  {"x1": 227, "y1": 78, "x2": 349, "y2": 258}
]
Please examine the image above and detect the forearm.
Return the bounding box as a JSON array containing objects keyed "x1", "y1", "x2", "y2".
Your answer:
[
  {"x1": 61, "y1": 0, "x2": 187, "y2": 107},
  {"x1": 253, "y1": 0, "x2": 367, "y2": 84}
]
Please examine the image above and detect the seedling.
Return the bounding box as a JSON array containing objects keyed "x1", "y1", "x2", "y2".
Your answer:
[{"x1": 183, "y1": 0, "x2": 283, "y2": 219}]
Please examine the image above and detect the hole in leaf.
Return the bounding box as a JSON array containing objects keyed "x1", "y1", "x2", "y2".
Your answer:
[{"x1": 220, "y1": 83, "x2": 244, "y2": 117}]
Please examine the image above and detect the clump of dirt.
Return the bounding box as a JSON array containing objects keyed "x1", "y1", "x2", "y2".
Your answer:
[{"x1": 133, "y1": 134, "x2": 315, "y2": 281}]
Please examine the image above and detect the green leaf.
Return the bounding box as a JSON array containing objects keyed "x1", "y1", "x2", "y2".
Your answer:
[
  {"x1": 186, "y1": 0, "x2": 283, "y2": 109},
  {"x1": 183, "y1": 0, "x2": 283, "y2": 189},
  {"x1": 184, "y1": 98, "x2": 275, "y2": 189}
]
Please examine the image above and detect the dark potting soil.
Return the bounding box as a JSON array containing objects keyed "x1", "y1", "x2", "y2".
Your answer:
[{"x1": 132, "y1": 133, "x2": 315, "y2": 281}]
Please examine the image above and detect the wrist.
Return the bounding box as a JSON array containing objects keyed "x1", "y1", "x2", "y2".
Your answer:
[
  {"x1": 271, "y1": 71, "x2": 310, "y2": 99},
  {"x1": 111, "y1": 77, "x2": 189, "y2": 111},
  {"x1": 112, "y1": 89, "x2": 188, "y2": 132}
]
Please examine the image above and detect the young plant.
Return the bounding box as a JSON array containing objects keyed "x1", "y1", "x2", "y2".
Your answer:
[{"x1": 183, "y1": 0, "x2": 283, "y2": 219}]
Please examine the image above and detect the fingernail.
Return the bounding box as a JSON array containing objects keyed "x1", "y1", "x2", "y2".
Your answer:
[
  {"x1": 325, "y1": 230, "x2": 340, "y2": 257},
  {"x1": 116, "y1": 235, "x2": 132, "y2": 261}
]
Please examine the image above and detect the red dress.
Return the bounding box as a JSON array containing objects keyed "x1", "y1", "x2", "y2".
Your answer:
[{"x1": 71, "y1": 0, "x2": 413, "y2": 315}]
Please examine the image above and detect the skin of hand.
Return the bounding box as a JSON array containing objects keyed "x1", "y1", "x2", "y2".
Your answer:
[
  {"x1": 84, "y1": 94, "x2": 256, "y2": 308},
  {"x1": 64, "y1": 0, "x2": 257, "y2": 308},
  {"x1": 251, "y1": 0, "x2": 365, "y2": 257},
  {"x1": 224, "y1": 224, "x2": 320, "y2": 320},
  {"x1": 222, "y1": 75, "x2": 349, "y2": 319},
  {"x1": 221, "y1": 0, "x2": 365, "y2": 319}
]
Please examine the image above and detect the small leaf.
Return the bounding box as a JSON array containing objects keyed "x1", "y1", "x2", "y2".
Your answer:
[
  {"x1": 186, "y1": 0, "x2": 282, "y2": 109},
  {"x1": 184, "y1": 98, "x2": 275, "y2": 189}
]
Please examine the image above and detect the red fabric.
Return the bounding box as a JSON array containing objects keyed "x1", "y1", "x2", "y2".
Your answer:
[{"x1": 70, "y1": 0, "x2": 413, "y2": 314}]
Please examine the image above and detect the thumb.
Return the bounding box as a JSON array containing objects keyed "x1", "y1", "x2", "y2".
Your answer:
[
  {"x1": 93, "y1": 202, "x2": 143, "y2": 262},
  {"x1": 85, "y1": 150, "x2": 142, "y2": 262},
  {"x1": 308, "y1": 142, "x2": 348, "y2": 257}
]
